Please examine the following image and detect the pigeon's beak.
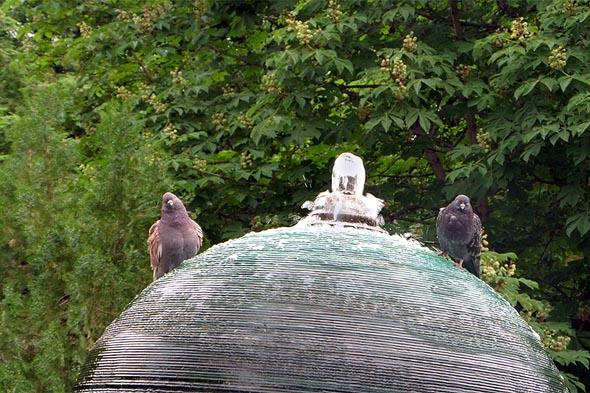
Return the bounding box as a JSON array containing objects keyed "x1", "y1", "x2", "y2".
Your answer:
[
  {"x1": 167, "y1": 200, "x2": 174, "y2": 207},
  {"x1": 459, "y1": 203, "x2": 466, "y2": 210}
]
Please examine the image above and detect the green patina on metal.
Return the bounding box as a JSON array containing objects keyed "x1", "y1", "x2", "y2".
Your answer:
[{"x1": 75, "y1": 225, "x2": 567, "y2": 392}]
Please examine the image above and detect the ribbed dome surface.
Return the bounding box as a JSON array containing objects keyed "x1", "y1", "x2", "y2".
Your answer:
[{"x1": 75, "y1": 225, "x2": 566, "y2": 392}]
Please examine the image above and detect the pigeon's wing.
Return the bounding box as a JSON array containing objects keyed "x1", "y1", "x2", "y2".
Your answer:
[
  {"x1": 465, "y1": 213, "x2": 482, "y2": 277},
  {"x1": 436, "y1": 208, "x2": 443, "y2": 236},
  {"x1": 436, "y1": 207, "x2": 451, "y2": 252},
  {"x1": 148, "y1": 220, "x2": 162, "y2": 280},
  {"x1": 188, "y1": 219, "x2": 204, "y2": 254}
]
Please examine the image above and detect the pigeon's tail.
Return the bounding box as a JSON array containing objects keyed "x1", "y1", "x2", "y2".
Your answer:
[{"x1": 463, "y1": 257, "x2": 480, "y2": 278}]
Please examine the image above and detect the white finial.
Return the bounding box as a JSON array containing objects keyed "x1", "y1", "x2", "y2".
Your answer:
[
  {"x1": 299, "y1": 152, "x2": 384, "y2": 232},
  {"x1": 331, "y1": 153, "x2": 365, "y2": 196}
]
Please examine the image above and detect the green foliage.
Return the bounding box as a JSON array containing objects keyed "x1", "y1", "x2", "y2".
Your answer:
[
  {"x1": 0, "y1": 0, "x2": 589, "y2": 390},
  {"x1": 0, "y1": 80, "x2": 169, "y2": 391},
  {"x1": 0, "y1": 78, "x2": 82, "y2": 391},
  {"x1": 480, "y1": 248, "x2": 590, "y2": 390}
]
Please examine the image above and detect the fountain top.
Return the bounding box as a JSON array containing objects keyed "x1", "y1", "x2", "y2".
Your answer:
[{"x1": 299, "y1": 152, "x2": 385, "y2": 232}]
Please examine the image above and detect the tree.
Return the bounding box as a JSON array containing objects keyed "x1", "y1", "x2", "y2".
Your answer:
[{"x1": 0, "y1": 0, "x2": 588, "y2": 390}]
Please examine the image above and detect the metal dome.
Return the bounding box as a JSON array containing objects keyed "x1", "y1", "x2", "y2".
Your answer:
[
  {"x1": 75, "y1": 225, "x2": 566, "y2": 392},
  {"x1": 75, "y1": 153, "x2": 566, "y2": 392}
]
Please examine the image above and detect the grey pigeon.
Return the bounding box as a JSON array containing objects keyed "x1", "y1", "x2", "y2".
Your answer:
[
  {"x1": 436, "y1": 195, "x2": 482, "y2": 277},
  {"x1": 147, "y1": 192, "x2": 203, "y2": 280}
]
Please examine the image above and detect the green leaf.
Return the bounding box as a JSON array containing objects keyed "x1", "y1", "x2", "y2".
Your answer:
[
  {"x1": 251, "y1": 118, "x2": 278, "y2": 145},
  {"x1": 372, "y1": 85, "x2": 389, "y2": 98},
  {"x1": 365, "y1": 117, "x2": 381, "y2": 131},
  {"x1": 398, "y1": 5, "x2": 415, "y2": 20},
  {"x1": 488, "y1": 47, "x2": 510, "y2": 64},
  {"x1": 446, "y1": 167, "x2": 467, "y2": 183},
  {"x1": 557, "y1": 185, "x2": 583, "y2": 207},
  {"x1": 566, "y1": 92, "x2": 590, "y2": 111},
  {"x1": 520, "y1": 142, "x2": 542, "y2": 162},
  {"x1": 539, "y1": 77, "x2": 557, "y2": 92},
  {"x1": 561, "y1": 372, "x2": 586, "y2": 393},
  {"x1": 571, "y1": 121, "x2": 590, "y2": 137},
  {"x1": 314, "y1": 49, "x2": 337, "y2": 65},
  {"x1": 578, "y1": 212, "x2": 590, "y2": 236},
  {"x1": 332, "y1": 57, "x2": 354, "y2": 75},
  {"x1": 519, "y1": 278, "x2": 539, "y2": 290},
  {"x1": 551, "y1": 350, "x2": 590, "y2": 368},
  {"x1": 422, "y1": 77, "x2": 443, "y2": 91},
  {"x1": 404, "y1": 109, "x2": 419, "y2": 128},
  {"x1": 566, "y1": 211, "x2": 590, "y2": 237},
  {"x1": 549, "y1": 129, "x2": 569, "y2": 145},
  {"x1": 573, "y1": 74, "x2": 590, "y2": 86},
  {"x1": 558, "y1": 76, "x2": 572, "y2": 92},
  {"x1": 247, "y1": 31, "x2": 268, "y2": 51},
  {"x1": 391, "y1": 115, "x2": 405, "y2": 128},
  {"x1": 418, "y1": 111, "x2": 431, "y2": 131},
  {"x1": 514, "y1": 79, "x2": 539, "y2": 100},
  {"x1": 380, "y1": 114, "x2": 392, "y2": 131},
  {"x1": 295, "y1": 95, "x2": 306, "y2": 109}
]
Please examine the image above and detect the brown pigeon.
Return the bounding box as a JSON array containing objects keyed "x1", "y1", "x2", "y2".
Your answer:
[
  {"x1": 148, "y1": 192, "x2": 203, "y2": 281},
  {"x1": 436, "y1": 194, "x2": 482, "y2": 278}
]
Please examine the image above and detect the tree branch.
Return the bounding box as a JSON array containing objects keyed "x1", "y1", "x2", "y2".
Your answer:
[
  {"x1": 417, "y1": 8, "x2": 498, "y2": 31},
  {"x1": 368, "y1": 173, "x2": 433, "y2": 179},
  {"x1": 133, "y1": 55, "x2": 153, "y2": 82},
  {"x1": 477, "y1": 197, "x2": 490, "y2": 221},
  {"x1": 465, "y1": 112, "x2": 478, "y2": 144},
  {"x1": 530, "y1": 172, "x2": 563, "y2": 186},
  {"x1": 455, "y1": 106, "x2": 490, "y2": 220},
  {"x1": 385, "y1": 203, "x2": 427, "y2": 220},
  {"x1": 449, "y1": 0, "x2": 463, "y2": 40},
  {"x1": 460, "y1": 19, "x2": 499, "y2": 30},
  {"x1": 410, "y1": 123, "x2": 446, "y2": 182},
  {"x1": 538, "y1": 230, "x2": 557, "y2": 265},
  {"x1": 332, "y1": 83, "x2": 383, "y2": 89},
  {"x1": 345, "y1": 84, "x2": 383, "y2": 88},
  {"x1": 203, "y1": 44, "x2": 264, "y2": 68}
]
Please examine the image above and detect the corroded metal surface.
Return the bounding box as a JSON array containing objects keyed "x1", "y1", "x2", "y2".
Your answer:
[{"x1": 75, "y1": 226, "x2": 567, "y2": 392}]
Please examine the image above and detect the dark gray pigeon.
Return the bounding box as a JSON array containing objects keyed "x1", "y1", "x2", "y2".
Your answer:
[
  {"x1": 148, "y1": 192, "x2": 203, "y2": 281},
  {"x1": 436, "y1": 194, "x2": 482, "y2": 277}
]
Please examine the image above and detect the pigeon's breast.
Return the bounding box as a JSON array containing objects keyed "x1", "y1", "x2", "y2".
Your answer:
[
  {"x1": 443, "y1": 215, "x2": 471, "y2": 241},
  {"x1": 159, "y1": 225, "x2": 186, "y2": 264}
]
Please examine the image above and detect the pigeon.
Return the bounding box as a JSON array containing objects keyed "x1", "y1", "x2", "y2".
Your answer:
[
  {"x1": 436, "y1": 194, "x2": 482, "y2": 277},
  {"x1": 332, "y1": 152, "x2": 366, "y2": 195},
  {"x1": 147, "y1": 192, "x2": 203, "y2": 280}
]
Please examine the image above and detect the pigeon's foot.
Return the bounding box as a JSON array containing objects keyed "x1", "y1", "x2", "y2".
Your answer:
[
  {"x1": 454, "y1": 259, "x2": 464, "y2": 269},
  {"x1": 437, "y1": 250, "x2": 446, "y2": 257}
]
